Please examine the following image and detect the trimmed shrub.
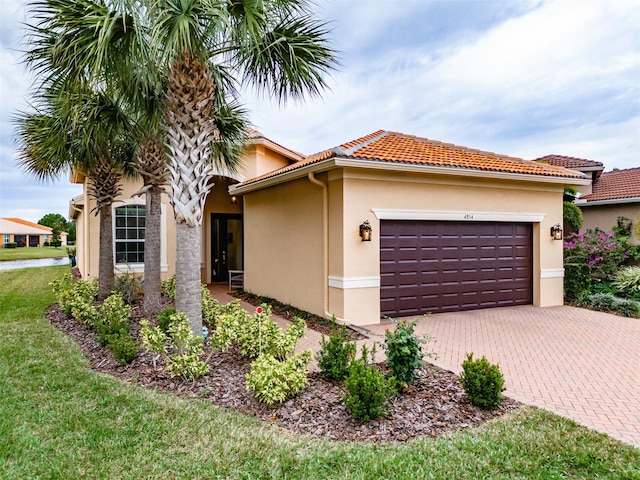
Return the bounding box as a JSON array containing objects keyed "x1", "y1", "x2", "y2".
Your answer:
[
  {"x1": 105, "y1": 333, "x2": 139, "y2": 365},
  {"x1": 384, "y1": 318, "x2": 425, "y2": 389},
  {"x1": 140, "y1": 312, "x2": 209, "y2": 381},
  {"x1": 50, "y1": 273, "x2": 98, "y2": 317},
  {"x1": 564, "y1": 263, "x2": 591, "y2": 303},
  {"x1": 459, "y1": 353, "x2": 505, "y2": 410},
  {"x1": 563, "y1": 201, "x2": 583, "y2": 233},
  {"x1": 3, "y1": 242, "x2": 17, "y2": 249},
  {"x1": 316, "y1": 319, "x2": 356, "y2": 381},
  {"x1": 245, "y1": 350, "x2": 313, "y2": 404},
  {"x1": 344, "y1": 345, "x2": 396, "y2": 422},
  {"x1": 95, "y1": 293, "x2": 131, "y2": 344},
  {"x1": 214, "y1": 304, "x2": 307, "y2": 360}
]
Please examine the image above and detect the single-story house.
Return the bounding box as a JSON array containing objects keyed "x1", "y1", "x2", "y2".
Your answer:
[
  {"x1": 70, "y1": 130, "x2": 588, "y2": 325},
  {"x1": 575, "y1": 167, "x2": 640, "y2": 244},
  {"x1": 535, "y1": 155, "x2": 640, "y2": 244},
  {"x1": 0, "y1": 217, "x2": 67, "y2": 247}
]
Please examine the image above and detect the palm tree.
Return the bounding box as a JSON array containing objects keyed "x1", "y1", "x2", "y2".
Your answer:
[
  {"x1": 24, "y1": 0, "x2": 167, "y2": 309},
  {"x1": 23, "y1": 0, "x2": 336, "y2": 335},
  {"x1": 152, "y1": 0, "x2": 336, "y2": 334},
  {"x1": 15, "y1": 84, "x2": 134, "y2": 300}
]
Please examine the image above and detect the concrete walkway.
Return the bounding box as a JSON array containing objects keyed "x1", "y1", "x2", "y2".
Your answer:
[
  {"x1": 365, "y1": 305, "x2": 640, "y2": 448},
  {"x1": 207, "y1": 285, "x2": 640, "y2": 448}
]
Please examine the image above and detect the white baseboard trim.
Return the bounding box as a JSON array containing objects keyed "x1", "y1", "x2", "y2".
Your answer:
[
  {"x1": 328, "y1": 276, "x2": 380, "y2": 289},
  {"x1": 541, "y1": 268, "x2": 564, "y2": 278}
]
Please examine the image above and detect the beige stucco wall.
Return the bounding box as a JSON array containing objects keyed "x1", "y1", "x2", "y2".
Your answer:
[
  {"x1": 241, "y1": 167, "x2": 567, "y2": 326},
  {"x1": 326, "y1": 169, "x2": 566, "y2": 325},
  {"x1": 74, "y1": 140, "x2": 295, "y2": 283},
  {"x1": 243, "y1": 177, "x2": 325, "y2": 317},
  {"x1": 580, "y1": 202, "x2": 640, "y2": 244}
]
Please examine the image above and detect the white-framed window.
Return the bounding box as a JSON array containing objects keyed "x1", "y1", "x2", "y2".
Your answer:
[
  {"x1": 3, "y1": 234, "x2": 9, "y2": 243},
  {"x1": 114, "y1": 204, "x2": 145, "y2": 264}
]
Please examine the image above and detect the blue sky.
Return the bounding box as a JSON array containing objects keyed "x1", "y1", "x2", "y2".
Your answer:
[{"x1": 1, "y1": 0, "x2": 639, "y2": 223}]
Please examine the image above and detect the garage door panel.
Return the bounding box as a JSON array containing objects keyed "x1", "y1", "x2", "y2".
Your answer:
[{"x1": 380, "y1": 220, "x2": 532, "y2": 316}]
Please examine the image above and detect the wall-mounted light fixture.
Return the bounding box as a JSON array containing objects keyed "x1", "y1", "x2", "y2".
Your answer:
[
  {"x1": 550, "y1": 223, "x2": 563, "y2": 240},
  {"x1": 359, "y1": 220, "x2": 372, "y2": 241},
  {"x1": 230, "y1": 196, "x2": 238, "y2": 205}
]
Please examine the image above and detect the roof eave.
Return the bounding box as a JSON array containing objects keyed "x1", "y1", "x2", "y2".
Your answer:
[
  {"x1": 230, "y1": 156, "x2": 590, "y2": 195},
  {"x1": 575, "y1": 196, "x2": 640, "y2": 207},
  {"x1": 246, "y1": 137, "x2": 305, "y2": 162}
]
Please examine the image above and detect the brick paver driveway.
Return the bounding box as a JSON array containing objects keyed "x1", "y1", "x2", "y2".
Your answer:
[{"x1": 364, "y1": 305, "x2": 640, "y2": 448}]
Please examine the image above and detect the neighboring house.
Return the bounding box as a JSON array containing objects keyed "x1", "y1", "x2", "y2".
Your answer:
[
  {"x1": 71, "y1": 130, "x2": 588, "y2": 325},
  {"x1": 575, "y1": 167, "x2": 640, "y2": 244},
  {"x1": 534, "y1": 155, "x2": 603, "y2": 197},
  {"x1": 535, "y1": 155, "x2": 640, "y2": 244},
  {"x1": 0, "y1": 217, "x2": 68, "y2": 247}
]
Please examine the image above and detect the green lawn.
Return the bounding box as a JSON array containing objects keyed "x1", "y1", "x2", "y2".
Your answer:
[
  {"x1": 0, "y1": 246, "x2": 69, "y2": 261},
  {"x1": 1, "y1": 266, "x2": 639, "y2": 479}
]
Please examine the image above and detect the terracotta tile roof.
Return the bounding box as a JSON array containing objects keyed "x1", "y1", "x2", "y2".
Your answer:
[
  {"x1": 237, "y1": 130, "x2": 585, "y2": 187},
  {"x1": 580, "y1": 167, "x2": 640, "y2": 202},
  {"x1": 535, "y1": 155, "x2": 603, "y2": 169},
  {"x1": 1, "y1": 217, "x2": 52, "y2": 232}
]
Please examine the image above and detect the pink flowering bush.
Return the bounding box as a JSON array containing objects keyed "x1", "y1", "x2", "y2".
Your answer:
[{"x1": 564, "y1": 230, "x2": 631, "y2": 281}]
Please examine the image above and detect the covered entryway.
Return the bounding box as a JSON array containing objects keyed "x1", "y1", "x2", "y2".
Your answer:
[
  {"x1": 210, "y1": 213, "x2": 243, "y2": 282},
  {"x1": 380, "y1": 220, "x2": 532, "y2": 317}
]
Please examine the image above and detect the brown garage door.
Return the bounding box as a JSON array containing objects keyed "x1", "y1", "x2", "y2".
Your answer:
[{"x1": 380, "y1": 220, "x2": 532, "y2": 317}]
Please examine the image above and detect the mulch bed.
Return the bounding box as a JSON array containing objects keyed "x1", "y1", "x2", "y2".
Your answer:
[{"x1": 46, "y1": 302, "x2": 521, "y2": 443}]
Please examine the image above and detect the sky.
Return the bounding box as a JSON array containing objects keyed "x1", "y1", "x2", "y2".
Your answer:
[{"x1": 1, "y1": 0, "x2": 638, "y2": 223}]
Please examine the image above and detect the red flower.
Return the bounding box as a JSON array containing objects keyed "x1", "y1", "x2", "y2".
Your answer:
[{"x1": 256, "y1": 306, "x2": 263, "y2": 314}]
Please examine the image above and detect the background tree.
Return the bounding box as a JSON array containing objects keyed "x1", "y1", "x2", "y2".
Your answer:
[{"x1": 38, "y1": 213, "x2": 67, "y2": 246}]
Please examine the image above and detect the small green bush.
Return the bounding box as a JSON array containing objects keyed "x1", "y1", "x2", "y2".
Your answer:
[
  {"x1": 140, "y1": 312, "x2": 209, "y2": 381},
  {"x1": 614, "y1": 266, "x2": 640, "y2": 297},
  {"x1": 95, "y1": 293, "x2": 131, "y2": 344},
  {"x1": 384, "y1": 318, "x2": 426, "y2": 389},
  {"x1": 157, "y1": 306, "x2": 177, "y2": 334},
  {"x1": 344, "y1": 345, "x2": 396, "y2": 422},
  {"x1": 161, "y1": 275, "x2": 176, "y2": 300},
  {"x1": 316, "y1": 319, "x2": 356, "y2": 381},
  {"x1": 245, "y1": 350, "x2": 313, "y2": 404},
  {"x1": 564, "y1": 263, "x2": 591, "y2": 303},
  {"x1": 3, "y1": 242, "x2": 17, "y2": 249},
  {"x1": 459, "y1": 353, "x2": 505, "y2": 410},
  {"x1": 214, "y1": 304, "x2": 307, "y2": 360},
  {"x1": 51, "y1": 274, "x2": 98, "y2": 317},
  {"x1": 105, "y1": 333, "x2": 139, "y2": 365}
]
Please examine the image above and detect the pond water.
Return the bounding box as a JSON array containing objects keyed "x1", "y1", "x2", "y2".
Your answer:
[{"x1": 0, "y1": 256, "x2": 70, "y2": 271}]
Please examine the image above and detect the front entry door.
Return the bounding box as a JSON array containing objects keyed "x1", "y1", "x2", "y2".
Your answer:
[{"x1": 211, "y1": 214, "x2": 243, "y2": 282}]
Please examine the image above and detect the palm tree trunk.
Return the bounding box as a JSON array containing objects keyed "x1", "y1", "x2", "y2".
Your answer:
[
  {"x1": 175, "y1": 221, "x2": 202, "y2": 335},
  {"x1": 98, "y1": 204, "x2": 115, "y2": 300},
  {"x1": 143, "y1": 185, "x2": 162, "y2": 314}
]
